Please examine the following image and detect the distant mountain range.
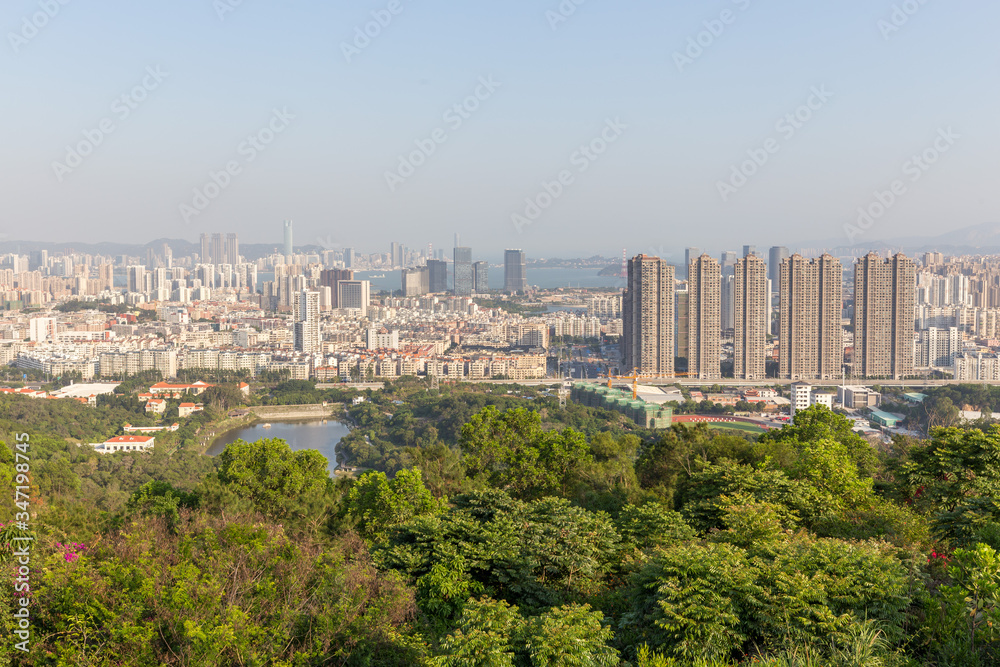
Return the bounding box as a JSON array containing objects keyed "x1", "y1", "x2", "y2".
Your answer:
[{"x1": 796, "y1": 222, "x2": 1000, "y2": 257}]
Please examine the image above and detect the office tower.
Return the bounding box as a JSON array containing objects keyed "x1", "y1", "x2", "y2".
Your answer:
[
  {"x1": 504, "y1": 249, "x2": 527, "y2": 294},
  {"x1": 453, "y1": 247, "x2": 473, "y2": 296},
  {"x1": 338, "y1": 280, "x2": 371, "y2": 311},
  {"x1": 454, "y1": 233, "x2": 461, "y2": 248},
  {"x1": 390, "y1": 242, "x2": 404, "y2": 268},
  {"x1": 283, "y1": 220, "x2": 293, "y2": 258},
  {"x1": 675, "y1": 289, "x2": 689, "y2": 360},
  {"x1": 425, "y1": 259, "x2": 444, "y2": 291},
  {"x1": 622, "y1": 254, "x2": 675, "y2": 376},
  {"x1": 734, "y1": 253, "x2": 768, "y2": 380},
  {"x1": 293, "y1": 289, "x2": 321, "y2": 353},
  {"x1": 402, "y1": 267, "x2": 429, "y2": 296},
  {"x1": 678, "y1": 248, "x2": 702, "y2": 282},
  {"x1": 743, "y1": 245, "x2": 757, "y2": 258},
  {"x1": 688, "y1": 254, "x2": 721, "y2": 380},
  {"x1": 720, "y1": 251, "x2": 737, "y2": 277},
  {"x1": 320, "y1": 268, "x2": 353, "y2": 308},
  {"x1": 720, "y1": 275, "x2": 735, "y2": 333},
  {"x1": 211, "y1": 233, "x2": 223, "y2": 265},
  {"x1": 126, "y1": 265, "x2": 146, "y2": 293},
  {"x1": 29, "y1": 250, "x2": 45, "y2": 271},
  {"x1": 225, "y1": 233, "x2": 239, "y2": 265},
  {"x1": 853, "y1": 252, "x2": 916, "y2": 379},
  {"x1": 427, "y1": 259, "x2": 448, "y2": 293},
  {"x1": 768, "y1": 246, "x2": 789, "y2": 287},
  {"x1": 200, "y1": 234, "x2": 210, "y2": 265},
  {"x1": 343, "y1": 247, "x2": 354, "y2": 269},
  {"x1": 473, "y1": 261, "x2": 489, "y2": 293},
  {"x1": 779, "y1": 254, "x2": 843, "y2": 380}
]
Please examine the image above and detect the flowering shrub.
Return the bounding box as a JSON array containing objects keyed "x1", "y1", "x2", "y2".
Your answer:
[{"x1": 55, "y1": 542, "x2": 87, "y2": 563}]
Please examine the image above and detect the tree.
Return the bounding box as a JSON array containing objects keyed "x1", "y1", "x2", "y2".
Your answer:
[
  {"x1": 757, "y1": 405, "x2": 879, "y2": 479},
  {"x1": 524, "y1": 604, "x2": 620, "y2": 666},
  {"x1": 903, "y1": 425, "x2": 1000, "y2": 513},
  {"x1": 216, "y1": 438, "x2": 331, "y2": 520},
  {"x1": 433, "y1": 597, "x2": 524, "y2": 667},
  {"x1": 346, "y1": 468, "x2": 446, "y2": 544},
  {"x1": 201, "y1": 384, "x2": 246, "y2": 413},
  {"x1": 460, "y1": 406, "x2": 591, "y2": 498}
]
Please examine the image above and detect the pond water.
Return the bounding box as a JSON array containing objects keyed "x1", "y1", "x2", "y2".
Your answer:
[{"x1": 205, "y1": 420, "x2": 350, "y2": 476}]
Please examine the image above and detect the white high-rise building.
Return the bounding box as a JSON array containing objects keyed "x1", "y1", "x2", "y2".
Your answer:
[
  {"x1": 29, "y1": 317, "x2": 56, "y2": 342},
  {"x1": 293, "y1": 289, "x2": 321, "y2": 353}
]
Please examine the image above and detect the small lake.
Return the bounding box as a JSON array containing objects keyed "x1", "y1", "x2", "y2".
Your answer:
[{"x1": 206, "y1": 420, "x2": 350, "y2": 477}]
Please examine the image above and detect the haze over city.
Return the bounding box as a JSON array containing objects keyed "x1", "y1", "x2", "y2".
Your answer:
[{"x1": 3, "y1": 0, "x2": 998, "y2": 254}]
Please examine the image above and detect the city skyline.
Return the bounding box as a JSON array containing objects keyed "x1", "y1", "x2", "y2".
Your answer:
[{"x1": 3, "y1": 1, "x2": 997, "y2": 254}]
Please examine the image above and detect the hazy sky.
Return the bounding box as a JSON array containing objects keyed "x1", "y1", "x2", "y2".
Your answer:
[{"x1": 2, "y1": 0, "x2": 997, "y2": 257}]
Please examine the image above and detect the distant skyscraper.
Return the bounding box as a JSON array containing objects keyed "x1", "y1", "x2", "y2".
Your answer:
[
  {"x1": 473, "y1": 261, "x2": 489, "y2": 293},
  {"x1": 225, "y1": 233, "x2": 239, "y2": 265},
  {"x1": 337, "y1": 280, "x2": 371, "y2": 311},
  {"x1": 688, "y1": 254, "x2": 721, "y2": 380},
  {"x1": 283, "y1": 220, "x2": 293, "y2": 258},
  {"x1": 504, "y1": 249, "x2": 527, "y2": 294},
  {"x1": 427, "y1": 259, "x2": 448, "y2": 293},
  {"x1": 453, "y1": 247, "x2": 473, "y2": 296},
  {"x1": 98, "y1": 262, "x2": 113, "y2": 290},
  {"x1": 743, "y1": 245, "x2": 757, "y2": 257},
  {"x1": 320, "y1": 268, "x2": 353, "y2": 308},
  {"x1": 200, "y1": 234, "x2": 211, "y2": 265},
  {"x1": 853, "y1": 252, "x2": 915, "y2": 380},
  {"x1": 126, "y1": 265, "x2": 146, "y2": 293},
  {"x1": 210, "y1": 233, "x2": 223, "y2": 265},
  {"x1": 684, "y1": 248, "x2": 701, "y2": 279},
  {"x1": 402, "y1": 267, "x2": 429, "y2": 296},
  {"x1": 768, "y1": 246, "x2": 789, "y2": 288},
  {"x1": 734, "y1": 254, "x2": 768, "y2": 380},
  {"x1": 390, "y1": 242, "x2": 404, "y2": 268},
  {"x1": 343, "y1": 247, "x2": 354, "y2": 269},
  {"x1": 779, "y1": 254, "x2": 843, "y2": 380},
  {"x1": 675, "y1": 289, "x2": 689, "y2": 360},
  {"x1": 622, "y1": 255, "x2": 674, "y2": 376},
  {"x1": 293, "y1": 289, "x2": 321, "y2": 353},
  {"x1": 720, "y1": 251, "x2": 737, "y2": 276},
  {"x1": 720, "y1": 274, "x2": 735, "y2": 333}
]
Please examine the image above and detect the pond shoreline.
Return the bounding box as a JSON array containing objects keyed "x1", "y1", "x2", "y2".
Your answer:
[{"x1": 203, "y1": 416, "x2": 352, "y2": 476}]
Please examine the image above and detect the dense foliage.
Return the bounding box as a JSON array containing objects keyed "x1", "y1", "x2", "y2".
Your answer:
[{"x1": 5, "y1": 380, "x2": 1000, "y2": 665}]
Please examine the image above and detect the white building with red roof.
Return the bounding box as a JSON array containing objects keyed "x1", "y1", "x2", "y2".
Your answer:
[{"x1": 94, "y1": 435, "x2": 155, "y2": 454}]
